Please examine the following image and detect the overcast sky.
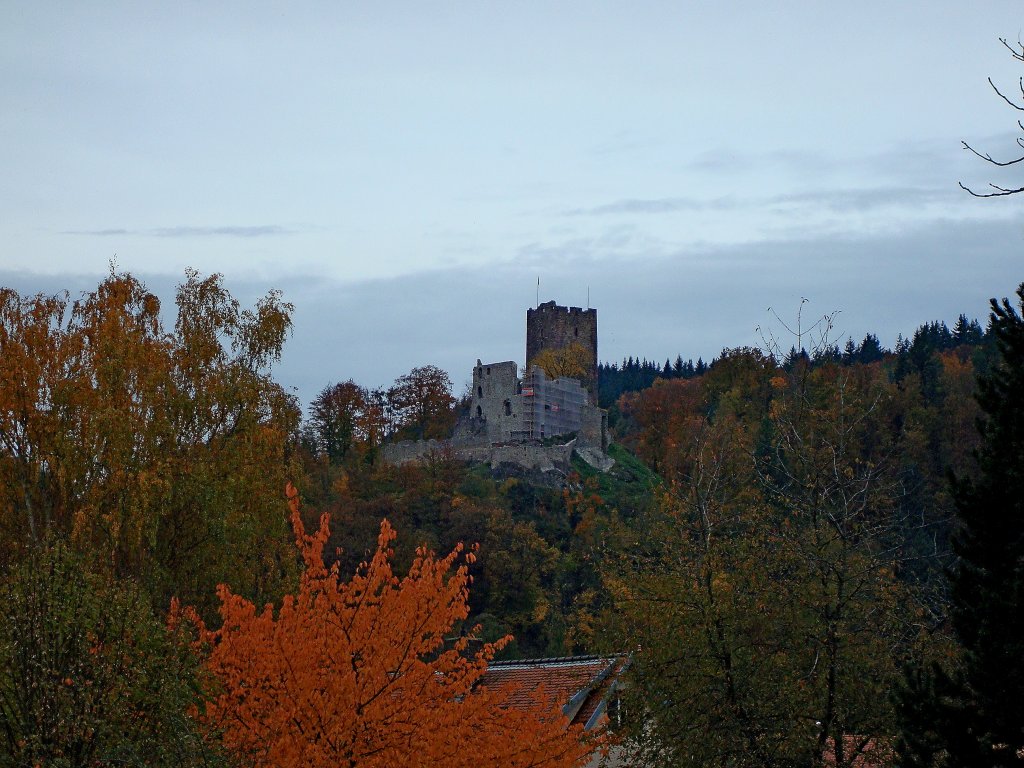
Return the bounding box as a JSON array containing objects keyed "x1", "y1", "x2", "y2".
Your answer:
[{"x1": 2, "y1": 2, "x2": 1023, "y2": 408}]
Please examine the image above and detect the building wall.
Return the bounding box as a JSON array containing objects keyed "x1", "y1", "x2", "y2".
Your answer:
[
  {"x1": 380, "y1": 438, "x2": 575, "y2": 471},
  {"x1": 472, "y1": 361, "x2": 597, "y2": 444},
  {"x1": 526, "y1": 301, "x2": 598, "y2": 404},
  {"x1": 522, "y1": 366, "x2": 587, "y2": 440},
  {"x1": 383, "y1": 357, "x2": 612, "y2": 472},
  {"x1": 578, "y1": 403, "x2": 608, "y2": 452},
  {"x1": 381, "y1": 302, "x2": 612, "y2": 472},
  {"x1": 472, "y1": 360, "x2": 525, "y2": 442}
]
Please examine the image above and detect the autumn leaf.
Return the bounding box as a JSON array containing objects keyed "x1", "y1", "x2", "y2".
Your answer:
[{"x1": 173, "y1": 486, "x2": 596, "y2": 768}]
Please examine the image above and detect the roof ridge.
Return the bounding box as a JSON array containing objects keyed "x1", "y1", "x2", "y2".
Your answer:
[{"x1": 486, "y1": 653, "x2": 617, "y2": 668}]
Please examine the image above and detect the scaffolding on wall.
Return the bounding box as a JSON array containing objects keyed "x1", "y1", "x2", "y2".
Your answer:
[{"x1": 521, "y1": 367, "x2": 587, "y2": 440}]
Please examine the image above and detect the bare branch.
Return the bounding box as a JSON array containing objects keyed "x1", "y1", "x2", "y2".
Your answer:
[
  {"x1": 987, "y1": 77, "x2": 1024, "y2": 111},
  {"x1": 998, "y1": 37, "x2": 1024, "y2": 63},
  {"x1": 961, "y1": 140, "x2": 1024, "y2": 166},
  {"x1": 961, "y1": 39, "x2": 1024, "y2": 196},
  {"x1": 958, "y1": 181, "x2": 1024, "y2": 198}
]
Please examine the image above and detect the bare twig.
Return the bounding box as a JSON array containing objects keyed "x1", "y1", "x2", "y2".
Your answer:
[
  {"x1": 959, "y1": 37, "x2": 1024, "y2": 197},
  {"x1": 960, "y1": 140, "x2": 1024, "y2": 166},
  {"x1": 998, "y1": 36, "x2": 1024, "y2": 62},
  {"x1": 958, "y1": 180, "x2": 1024, "y2": 197},
  {"x1": 987, "y1": 76, "x2": 1024, "y2": 112}
]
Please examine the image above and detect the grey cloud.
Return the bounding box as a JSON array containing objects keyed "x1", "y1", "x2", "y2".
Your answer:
[
  {"x1": 570, "y1": 138, "x2": 1001, "y2": 220},
  {"x1": 152, "y1": 225, "x2": 294, "y2": 238},
  {"x1": 684, "y1": 150, "x2": 741, "y2": 173},
  {"x1": 61, "y1": 228, "x2": 130, "y2": 236},
  {"x1": 565, "y1": 196, "x2": 734, "y2": 216},
  {"x1": 589, "y1": 131, "x2": 664, "y2": 157},
  {"x1": 682, "y1": 148, "x2": 835, "y2": 176},
  {"x1": 565, "y1": 186, "x2": 952, "y2": 218},
  {"x1": 62, "y1": 225, "x2": 295, "y2": 238},
  {"x1": 6, "y1": 215, "x2": 1021, "y2": 413},
  {"x1": 681, "y1": 140, "x2": 988, "y2": 192},
  {"x1": 767, "y1": 186, "x2": 954, "y2": 212}
]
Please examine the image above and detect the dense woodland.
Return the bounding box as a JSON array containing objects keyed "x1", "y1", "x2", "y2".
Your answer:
[{"x1": 0, "y1": 268, "x2": 1022, "y2": 767}]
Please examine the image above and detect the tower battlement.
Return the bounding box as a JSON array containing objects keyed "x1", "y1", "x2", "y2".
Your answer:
[{"x1": 526, "y1": 301, "x2": 598, "y2": 404}]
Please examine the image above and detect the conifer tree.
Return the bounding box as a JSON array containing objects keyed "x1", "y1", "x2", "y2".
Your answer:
[
  {"x1": 843, "y1": 337, "x2": 857, "y2": 365},
  {"x1": 897, "y1": 283, "x2": 1024, "y2": 768},
  {"x1": 858, "y1": 332, "x2": 885, "y2": 363}
]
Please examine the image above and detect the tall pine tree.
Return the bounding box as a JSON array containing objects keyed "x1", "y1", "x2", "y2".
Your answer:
[{"x1": 898, "y1": 283, "x2": 1024, "y2": 768}]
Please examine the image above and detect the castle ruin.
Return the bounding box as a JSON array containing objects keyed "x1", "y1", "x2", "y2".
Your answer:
[
  {"x1": 383, "y1": 301, "x2": 612, "y2": 474},
  {"x1": 468, "y1": 361, "x2": 606, "y2": 449}
]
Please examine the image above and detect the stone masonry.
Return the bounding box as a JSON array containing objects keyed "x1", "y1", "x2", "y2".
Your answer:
[
  {"x1": 467, "y1": 360, "x2": 607, "y2": 449},
  {"x1": 526, "y1": 301, "x2": 598, "y2": 404},
  {"x1": 381, "y1": 302, "x2": 612, "y2": 474}
]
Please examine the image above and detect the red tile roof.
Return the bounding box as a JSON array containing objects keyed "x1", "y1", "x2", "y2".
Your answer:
[
  {"x1": 478, "y1": 655, "x2": 626, "y2": 729},
  {"x1": 822, "y1": 736, "x2": 893, "y2": 768}
]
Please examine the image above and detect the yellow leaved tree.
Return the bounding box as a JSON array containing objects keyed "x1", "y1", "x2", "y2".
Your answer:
[{"x1": 531, "y1": 342, "x2": 594, "y2": 382}]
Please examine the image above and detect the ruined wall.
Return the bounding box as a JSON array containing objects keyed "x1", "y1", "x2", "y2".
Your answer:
[
  {"x1": 522, "y1": 366, "x2": 587, "y2": 440},
  {"x1": 381, "y1": 439, "x2": 443, "y2": 466},
  {"x1": 382, "y1": 301, "x2": 612, "y2": 474},
  {"x1": 577, "y1": 404, "x2": 608, "y2": 452},
  {"x1": 472, "y1": 360, "x2": 526, "y2": 442},
  {"x1": 526, "y1": 301, "x2": 598, "y2": 404},
  {"x1": 488, "y1": 442, "x2": 575, "y2": 472},
  {"x1": 381, "y1": 437, "x2": 575, "y2": 472},
  {"x1": 466, "y1": 360, "x2": 597, "y2": 444}
]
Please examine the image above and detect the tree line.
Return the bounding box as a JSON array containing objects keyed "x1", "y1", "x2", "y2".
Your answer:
[
  {"x1": 0, "y1": 270, "x2": 592, "y2": 767},
  {"x1": 597, "y1": 313, "x2": 994, "y2": 408},
  {"x1": 590, "y1": 288, "x2": 1024, "y2": 767},
  {"x1": 2, "y1": 267, "x2": 1021, "y2": 767},
  {"x1": 300, "y1": 364, "x2": 457, "y2": 465}
]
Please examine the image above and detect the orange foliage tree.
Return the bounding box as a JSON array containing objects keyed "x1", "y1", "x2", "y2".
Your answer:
[{"x1": 173, "y1": 485, "x2": 596, "y2": 768}]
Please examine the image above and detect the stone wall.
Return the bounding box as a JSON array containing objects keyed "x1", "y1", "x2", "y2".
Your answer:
[
  {"x1": 488, "y1": 442, "x2": 575, "y2": 471},
  {"x1": 472, "y1": 360, "x2": 526, "y2": 442},
  {"x1": 522, "y1": 366, "x2": 588, "y2": 440},
  {"x1": 470, "y1": 361, "x2": 596, "y2": 445},
  {"x1": 380, "y1": 437, "x2": 578, "y2": 473},
  {"x1": 526, "y1": 301, "x2": 598, "y2": 404},
  {"x1": 578, "y1": 404, "x2": 608, "y2": 452},
  {"x1": 382, "y1": 301, "x2": 612, "y2": 474}
]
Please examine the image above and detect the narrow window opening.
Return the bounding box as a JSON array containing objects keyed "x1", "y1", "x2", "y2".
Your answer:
[
  {"x1": 476, "y1": 405, "x2": 482, "y2": 418},
  {"x1": 503, "y1": 399, "x2": 511, "y2": 416},
  {"x1": 477, "y1": 385, "x2": 483, "y2": 398}
]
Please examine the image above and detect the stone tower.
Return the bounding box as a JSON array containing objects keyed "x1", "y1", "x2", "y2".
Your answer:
[{"x1": 526, "y1": 301, "x2": 598, "y2": 404}]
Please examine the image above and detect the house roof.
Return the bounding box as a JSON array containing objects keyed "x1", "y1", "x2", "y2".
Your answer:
[
  {"x1": 478, "y1": 654, "x2": 626, "y2": 730},
  {"x1": 822, "y1": 736, "x2": 893, "y2": 768}
]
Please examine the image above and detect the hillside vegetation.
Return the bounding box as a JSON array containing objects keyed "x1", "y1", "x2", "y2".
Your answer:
[{"x1": 1, "y1": 268, "x2": 1020, "y2": 767}]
